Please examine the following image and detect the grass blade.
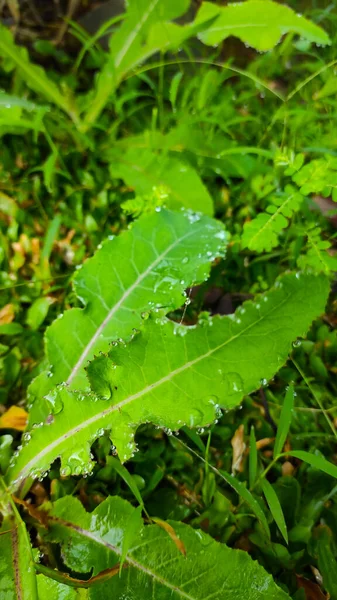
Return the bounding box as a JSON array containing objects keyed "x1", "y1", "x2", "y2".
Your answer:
[
  {"x1": 220, "y1": 470, "x2": 270, "y2": 538},
  {"x1": 288, "y1": 451, "x2": 337, "y2": 479},
  {"x1": 274, "y1": 385, "x2": 295, "y2": 458},
  {"x1": 249, "y1": 426, "x2": 258, "y2": 489},
  {"x1": 261, "y1": 479, "x2": 288, "y2": 544}
]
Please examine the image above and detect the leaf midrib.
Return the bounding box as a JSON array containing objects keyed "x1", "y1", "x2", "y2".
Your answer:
[
  {"x1": 248, "y1": 192, "x2": 298, "y2": 248},
  {"x1": 49, "y1": 515, "x2": 196, "y2": 600},
  {"x1": 66, "y1": 227, "x2": 196, "y2": 386},
  {"x1": 15, "y1": 290, "x2": 290, "y2": 483},
  {"x1": 114, "y1": 0, "x2": 160, "y2": 69}
]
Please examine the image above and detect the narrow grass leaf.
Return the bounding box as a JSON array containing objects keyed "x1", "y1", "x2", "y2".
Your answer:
[
  {"x1": 108, "y1": 457, "x2": 144, "y2": 509},
  {"x1": 288, "y1": 451, "x2": 337, "y2": 479},
  {"x1": 261, "y1": 479, "x2": 288, "y2": 544},
  {"x1": 274, "y1": 385, "x2": 295, "y2": 458},
  {"x1": 249, "y1": 426, "x2": 258, "y2": 488},
  {"x1": 220, "y1": 469, "x2": 270, "y2": 538}
]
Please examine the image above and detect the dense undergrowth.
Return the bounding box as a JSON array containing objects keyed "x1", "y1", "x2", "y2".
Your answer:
[{"x1": 1, "y1": 0, "x2": 337, "y2": 598}]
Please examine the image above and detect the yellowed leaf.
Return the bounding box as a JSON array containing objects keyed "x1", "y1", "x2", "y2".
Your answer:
[
  {"x1": 0, "y1": 304, "x2": 15, "y2": 325},
  {"x1": 0, "y1": 406, "x2": 28, "y2": 431},
  {"x1": 256, "y1": 437, "x2": 274, "y2": 450},
  {"x1": 151, "y1": 517, "x2": 186, "y2": 556},
  {"x1": 231, "y1": 424, "x2": 246, "y2": 473}
]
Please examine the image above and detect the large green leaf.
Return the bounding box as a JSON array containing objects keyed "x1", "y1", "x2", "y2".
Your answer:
[
  {"x1": 0, "y1": 478, "x2": 37, "y2": 599},
  {"x1": 110, "y1": 148, "x2": 214, "y2": 215},
  {"x1": 29, "y1": 208, "x2": 227, "y2": 417},
  {"x1": 196, "y1": 1, "x2": 330, "y2": 51},
  {"x1": 7, "y1": 272, "x2": 329, "y2": 488},
  {"x1": 41, "y1": 495, "x2": 290, "y2": 600}
]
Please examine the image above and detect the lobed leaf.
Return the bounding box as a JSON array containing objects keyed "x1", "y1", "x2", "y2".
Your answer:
[
  {"x1": 196, "y1": 1, "x2": 330, "y2": 51},
  {"x1": 7, "y1": 272, "x2": 329, "y2": 489},
  {"x1": 0, "y1": 478, "x2": 38, "y2": 599},
  {"x1": 37, "y1": 576, "x2": 80, "y2": 600},
  {"x1": 40, "y1": 495, "x2": 290, "y2": 599},
  {"x1": 29, "y1": 208, "x2": 228, "y2": 421}
]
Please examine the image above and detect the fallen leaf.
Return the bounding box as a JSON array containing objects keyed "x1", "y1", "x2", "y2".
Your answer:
[
  {"x1": 31, "y1": 238, "x2": 40, "y2": 265},
  {"x1": 0, "y1": 304, "x2": 15, "y2": 325},
  {"x1": 231, "y1": 424, "x2": 246, "y2": 473},
  {"x1": 282, "y1": 461, "x2": 295, "y2": 477},
  {"x1": 256, "y1": 437, "x2": 274, "y2": 450},
  {"x1": 296, "y1": 575, "x2": 327, "y2": 599},
  {"x1": 0, "y1": 406, "x2": 28, "y2": 431}
]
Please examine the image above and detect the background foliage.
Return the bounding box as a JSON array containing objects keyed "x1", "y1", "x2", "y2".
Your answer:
[{"x1": 0, "y1": 0, "x2": 337, "y2": 598}]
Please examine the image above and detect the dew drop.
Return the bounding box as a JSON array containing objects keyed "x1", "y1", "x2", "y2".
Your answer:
[{"x1": 223, "y1": 372, "x2": 244, "y2": 396}]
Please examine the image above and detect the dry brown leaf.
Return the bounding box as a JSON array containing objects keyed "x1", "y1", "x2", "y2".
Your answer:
[
  {"x1": 0, "y1": 303, "x2": 15, "y2": 325},
  {"x1": 231, "y1": 424, "x2": 246, "y2": 473},
  {"x1": 256, "y1": 437, "x2": 274, "y2": 450},
  {"x1": 0, "y1": 406, "x2": 28, "y2": 431},
  {"x1": 282, "y1": 461, "x2": 295, "y2": 477},
  {"x1": 296, "y1": 575, "x2": 327, "y2": 599},
  {"x1": 31, "y1": 238, "x2": 40, "y2": 265}
]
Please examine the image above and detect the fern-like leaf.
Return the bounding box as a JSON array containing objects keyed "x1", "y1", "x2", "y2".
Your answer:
[
  {"x1": 241, "y1": 185, "x2": 303, "y2": 252},
  {"x1": 297, "y1": 225, "x2": 337, "y2": 273},
  {"x1": 292, "y1": 156, "x2": 337, "y2": 201},
  {"x1": 7, "y1": 272, "x2": 329, "y2": 488}
]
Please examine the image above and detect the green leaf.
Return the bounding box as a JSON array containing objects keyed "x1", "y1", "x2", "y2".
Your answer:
[
  {"x1": 119, "y1": 505, "x2": 143, "y2": 573},
  {"x1": 37, "y1": 575, "x2": 83, "y2": 600},
  {"x1": 26, "y1": 297, "x2": 53, "y2": 331},
  {"x1": 292, "y1": 156, "x2": 337, "y2": 198},
  {"x1": 314, "y1": 74, "x2": 337, "y2": 100},
  {"x1": 0, "y1": 24, "x2": 77, "y2": 122},
  {"x1": 83, "y1": 0, "x2": 191, "y2": 128},
  {"x1": 110, "y1": 148, "x2": 214, "y2": 215},
  {"x1": 241, "y1": 186, "x2": 303, "y2": 252},
  {"x1": 29, "y1": 208, "x2": 227, "y2": 417},
  {"x1": 288, "y1": 451, "x2": 337, "y2": 479},
  {"x1": 41, "y1": 495, "x2": 290, "y2": 600},
  {"x1": 7, "y1": 272, "x2": 329, "y2": 488},
  {"x1": 220, "y1": 469, "x2": 270, "y2": 537},
  {"x1": 297, "y1": 225, "x2": 337, "y2": 274},
  {"x1": 274, "y1": 385, "x2": 295, "y2": 458},
  {"x1": 249, "y1": 425, "x2": 258, "y2": 488},
  {"x1": 316, "y1": 526, "x2": 337, "y2": 600},
  {"x1": 0, "y1": 92, "x2": 46, "y2": 111},
  {"x1": 261, "y1": 479, "x2": 288, "y2": 544},
  {"x1": 107, "y1": 457, "x2": 144, "y2": 509},
  {"x1": 0, "y1": 323, "x2": 24, "y2": 335},
  {"x1": 0, "y1": 478, "x2": 38, "y2": 599},
  {"x1": 109, "y1": 0, "x2": 190, "y2": 77},
  {"x1": 196, "y1": 1, "x2": 330, "y2": 51}
]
